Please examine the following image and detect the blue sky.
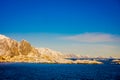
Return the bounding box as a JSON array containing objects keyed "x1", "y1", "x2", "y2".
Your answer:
[{"x1": 0, "y1": 0, "x2": 120, "y2": 57}]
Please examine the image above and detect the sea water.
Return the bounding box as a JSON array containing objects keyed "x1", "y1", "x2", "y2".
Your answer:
[{"x1": 0, "y1": 63, "x2": 120, "y2": 80}]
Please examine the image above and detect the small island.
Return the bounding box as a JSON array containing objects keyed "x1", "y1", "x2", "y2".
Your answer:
[{"x1": 112, "y1": 60, "x2": 120, "y2": 64}]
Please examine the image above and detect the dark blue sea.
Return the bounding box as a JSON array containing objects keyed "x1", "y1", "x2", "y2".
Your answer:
[{"x1": 0, "y1": 63, "x2": 120, "y2": 80}]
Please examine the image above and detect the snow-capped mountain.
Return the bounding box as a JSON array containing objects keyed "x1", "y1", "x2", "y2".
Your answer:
[
  {"x1": 0, "y1": 34, "x2": 10, "y2": 39},
  {"x1": 0, "y1": 34, "x2": 39, "y2": 57},
  {"x1": 0, "y1": 34, "x2": 102, "y2": 64},
  {"x1": 0, "y1": 34, "x2": 70, "y2": 63}
]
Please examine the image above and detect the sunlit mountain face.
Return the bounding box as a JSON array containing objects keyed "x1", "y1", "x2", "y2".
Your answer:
[{"x1": 0, "y1": 34, "x2": 104, "y2": 64}]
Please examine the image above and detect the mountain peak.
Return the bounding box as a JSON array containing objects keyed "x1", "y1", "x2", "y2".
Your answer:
[{"x1": 0, "y1": 34, "x2": 9, "y2": 40}]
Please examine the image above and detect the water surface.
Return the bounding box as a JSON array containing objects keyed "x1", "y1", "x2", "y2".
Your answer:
[{"x1": 0, "y1": 63, "x2": 120, "y2": 80}]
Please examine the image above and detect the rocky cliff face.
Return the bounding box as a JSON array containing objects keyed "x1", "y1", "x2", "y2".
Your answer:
[
  {"x1": 0, "y1": 35, "x2": 19, "y2": 57},
  {"x1": 19, "y1": 40, "x2": 39, "y2": 57},
  {"x1": 0, "y1": 35, "x2": 40, "y2": 62},
  {"x1": 0, "y1": 34, "x2": 102, "y2": 64}
]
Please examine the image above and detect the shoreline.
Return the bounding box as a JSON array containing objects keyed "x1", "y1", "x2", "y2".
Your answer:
[{"x1": 0, "y1": 61, "x2": 103, "y2": 64}]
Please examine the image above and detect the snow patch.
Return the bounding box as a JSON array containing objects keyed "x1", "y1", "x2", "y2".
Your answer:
[{"x1": 0, "y1": 34, "x2": 9, "y2": 39}]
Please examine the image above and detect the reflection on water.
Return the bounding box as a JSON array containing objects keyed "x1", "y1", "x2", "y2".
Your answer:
[{"x1": 0, "y1": 63, "x2": 120, "y2": 80}]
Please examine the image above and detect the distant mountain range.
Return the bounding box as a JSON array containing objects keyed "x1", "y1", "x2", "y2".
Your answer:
[{"x1": 0, "y1": 34, "x2": 102, "y2": 64}]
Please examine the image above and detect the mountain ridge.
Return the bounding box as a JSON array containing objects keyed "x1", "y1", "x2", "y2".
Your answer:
[{"x1": 0, "y1": 34, "x2": 102, "y2": 64}]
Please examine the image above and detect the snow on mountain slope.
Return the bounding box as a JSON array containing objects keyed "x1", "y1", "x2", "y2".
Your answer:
[
  {"x1": 0, "y1": 34, "x2": 102, "y2": 64},
  {"x1": 0, "y1": 34, "x2": 10, "y2": 40}
]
